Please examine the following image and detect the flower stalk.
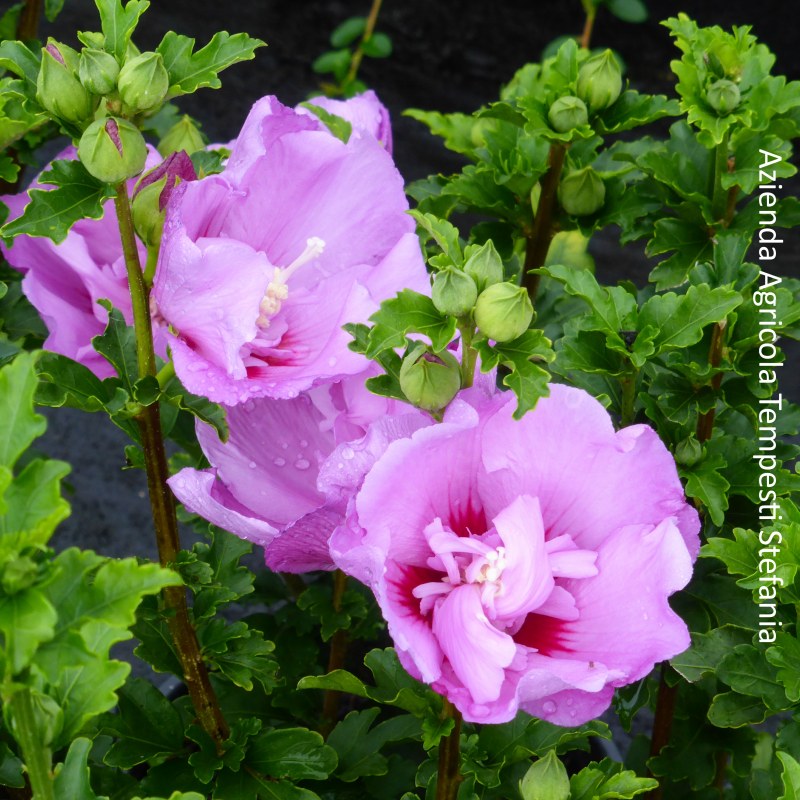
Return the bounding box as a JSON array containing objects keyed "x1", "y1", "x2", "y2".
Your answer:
[
  {"x1": 579, "y1": 0, "x2": 597, "y2": 49},
  {"x1": 113, "y1": 182, "x2": 229, "y2": 749},
  {"x1": 7, "y1": 690, "x2": 52, "y2": 800},
  {"x1": 458, "y1": 323, "x2": 478, "y2": 389},
  {"x1": 436, "y1": 700, "x2": 462, "y2": 800},
  {"x1": 321, "y1": 569, "x2": 350, "y2": 733},
  {"x1": 524, "y1": 142, "x2": 567, "y2": 300},
  {"x1": 346, "y1": 0, "x2": 384, "y2": 86}
]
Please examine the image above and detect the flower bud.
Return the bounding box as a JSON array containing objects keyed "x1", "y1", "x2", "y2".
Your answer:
[
  {"x1": 78, "y1": 116, "x2": 147, "y2": 184},
  {"x1": 474, "y1": 282, "x2": 533, "y2": 342},
  {"x1": 576, "y1": 49, "x2": 623, "y2": 112},
  {"x1": 36, "y1": 39, "x2": 95, "y2": 124},
  {"x1": 675, "y1": 437, "x2": 704, "y2": 468},
  {"x1": 158, "y1": 115, "x2": 206, "y2": 157},
  {"x1": 547, "y1": 95, "x2": 588, "y2": 133},
  {"x1": 399, "y1": 344, "x2": 461, "y2": 412},
  {"x1": 117, "y1": 52, "x2": 169, "y2": 112},
  {"x1": 132, "y1": 151, "x2": 197, "y2": 246},
  {"x1": 78, "y1": 48, "x2": 120, "y2": 96},
  {"x1": 706, "y1": 79, "x2": 741, "y2": 116},
  {"x1": 0, "y1": 556, "x2": 38, "y2": 595},
  {"x1": 463, "y1": 240, "x2": 504, "y2": 292},
  {"x1": 558, "y1": 166, "x2": 606, "y2": 216},
  {"x1": 432, "y1": 268, "x2": 478, "y2": 317},
  {"x1": 519, "y1": 750, "x2": 569, "y2": 800}
]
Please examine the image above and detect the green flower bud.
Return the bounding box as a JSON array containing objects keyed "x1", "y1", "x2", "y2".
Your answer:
[
  {"x1": 463, "y1": 240, "x2": 504, "y2": 292},
  {"x1": 675, "y1": 436, "x2": 704, "y2": 468},
  {"x1": 78, "y1": 116, "x2": 147, "y2": 184},
  {"x1": 158, "y1": 115, "x2": 206, "y2": 157},
  {"x1": 432, "y1": 268, "x2": 478, "y2": 317},
  {"x1": 117, "y1": 52, "x2": 169, "y2": 112},
  {"x1": 547, "y1": 95, "x2": 588, "y2": 133},
  {"x1": 399, "y1": 344, "x2": 461, "y2": 412},
  {"x1": 474, "y1": 282, "x2": 533, "y2": 343},
  {"x1": 78, "y1": 48, "x2": 120, "y2": 96},
  {"x1": 558, "y1": 166, "x2": 606, "y2": 217},
  {"x1": 706, "y1": 79, "x2": 741, "y2": 116},
  {"x1": 576, "y1": 49, "x2": 623, "y2": 112},
  {"x1": 36, "y1": 39, "x2": 95, "y2": 124},
  {"x1": 519, "y1": 750, "x2": 569, "y2": 800}
]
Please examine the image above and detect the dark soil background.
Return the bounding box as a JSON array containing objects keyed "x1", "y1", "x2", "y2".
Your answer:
[{"x1": 32, "y1": 0, "x2": 799, "y2": 563}]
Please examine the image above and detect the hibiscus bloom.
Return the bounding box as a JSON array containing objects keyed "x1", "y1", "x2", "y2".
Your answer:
[
  {"x1": 152, "y1": 94, "x2": 427, "y2": 406},
  {"x1": 331, "y1": 384, "x2": 700, "y2": 725},
  {"x1": 168, "y1": 369, "x2": 428, "y2": 572},
  {"x1": 0, "y1": 147, "x2": 161, "y2": 378}
]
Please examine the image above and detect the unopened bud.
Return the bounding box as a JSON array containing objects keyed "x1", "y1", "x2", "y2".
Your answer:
[
  {"x1": 706, "y1": 79, "x2": 741, "y2": 116},
  {"x1": 399, "y1": 345, "x2": 461, "y2": 412},
  {"x1": 158, "y1": 115, "x2": 206, "y2": 157},
  {"x1": 577, "y1": 49, "x2": 623, "y2": 112},
  {"x1": 474, "y1": 282, "x2": 533, "y2": 342},
  {"x1": 519, "y1": 750, "x2": 569, "y2": 800},
  {"x1": 463, "y1": 240, "x2": 504, "y2": 292},
  {"x1": 432, "y1": 268, "x2": 478, "y2": 317},
  {"x1": 78, "y1": 116, "x2": 147, "y2": 183},
  {"x1": 37, "y1": 39, "x2": 95, "y2": 124},
  {"x1": 675, "y1": 437, "x2": 704, "y2": 468},
  {"x1": 548, "y1": 95, "x2": 588, "y2": 133},
  {"x1": 132, "y1": 151, "x2": 197, "y2": 246},
  {"x1": 0, "y1": 556, "x2": 38, "y2": 595},
  {"x1": 118, "y1": 52, "x2": 169, "y2": 112},
  {"x1": 558, "y1": 166, "x2": 606, "y2": 216},
  {"x1": 78, "y1": 48, "x2": 120, "y2": 96}
]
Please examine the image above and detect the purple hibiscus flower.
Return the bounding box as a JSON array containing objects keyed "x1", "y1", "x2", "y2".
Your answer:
[
  {"x1": 168, "y1": 368, "x2": 429, "y2": 572},
  {"x1": 0, "y1": 147, "x2": 162, "y2": 378},
  {"x1": 331, "y1": 384, "x2": 701, "y2": 725},
  {"x1": 152, "y1": 94, "x2": 428, "y2": 406}
]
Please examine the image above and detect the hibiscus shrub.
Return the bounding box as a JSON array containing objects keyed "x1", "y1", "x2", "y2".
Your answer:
[{"x1": 0, "y1": 2, "x2": 798, "y2": 800}]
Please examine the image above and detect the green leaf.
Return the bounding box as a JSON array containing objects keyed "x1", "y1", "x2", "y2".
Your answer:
[
  {"x1": 330, "y1": 17, "x2": 366, "y2": 48},
  {"x1": 707, "y1": 691, "x2": 767, "y2": 727},
  {"x1": 0, "y1": 40, "x2": 41, "y2": 93},
  {"x1": 0, "y1": 741, "x2": 24, "y2": 788},
  {"x1": 366, "y1": 290, "x2": 455, "y2": 357},
  {"x1": 605, "y1": 0, "x2": 648, "y2": 22},
  {"x1": 92, "y1": 302, "x2": 138, "y2": 392},
  {"x1": 594, "y1": 91, "x2": 678, "y2": 134},
  {"x1": 248, "y1": 728, "x2": 337, "y2": 781},
  {"x1": 95, "y1": 0, "x2": 149, "y2": 61},
  {"x1": 102, "y1": 678, "x2": 183, "y2": 768},
  {"x1": 403, "y1": 109, "x2": 478, "y2": 157},
  {"x1": 778, "y1": 751, "x2": 800, "y2": 800},
  {"x1": 766, "y1": 634, "x2": 800, "y2": 703},
  {"x1": 54, "y1": 738, "x2": 104, "y2": 800},
  {"x1": 717, "y1": 643, "x2": 790, "y2": 711},
  {"x1": 474, "y1": 329, "x2": 554, "y2": 419},
  {"x1": 191, "y1": 529, "x2": 254, "y2": 619},
  {"x1": 0, "y1": 458, "x2": 71, "y2": 552},
  {"x1": 0, "y1": 351, "x2": 46, "y2": 469},
  {"x1": 408, "y1": 210, "x2": 463, "y2": 265},
  {"x1": 44, "y1": 0, "x2": 65, "y2": 21},
  {"x1": 157, "y1": 31, "x2": 265, "y2": 96},
  {"x1": 311, "y1": 49, "x2": 351, "y2": 79},
  {"x1": 639, "y1": 285, "x2": 742, "y2": 353},
  {"x1": 162, "y1": 376, "x2": 228, "y2": 443},
  {"x1": 35, "y1": 352, "x2": 122, "y2": 413},
  {"x1": 570, "y1": 759, "x2": 657, "y2": 799},
  {"x1": 0, "y1": 587, "x2": 56, "y2": 674},
  {"x1": 671, "y1": 626, "x2": 753, "y2": 683},
  {"x1": 300, "y1": 102, "x2": 352, "y2": 144},
  {"x1": 200, "y1": 620, "x2": 277, "y2": 691},
  {"x1": 361, "y1": 33, "x2": 392, "y2": 59},
  {"x1": 682, "y1": 454, "x2": 730, "y2": 526},
  {"x1": 1, "y1": 160, "x2": 115, "y2": 245}
]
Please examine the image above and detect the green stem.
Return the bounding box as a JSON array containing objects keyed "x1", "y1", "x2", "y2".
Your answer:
[
  {"x1": 645, "y1": 665, "x2": 678, "y2": 800},
  {"x1": 322, "y1": 570, "x2": 350, "y2": 734},
  {"x1": 155, "y1": 359, "x2": 175, "y2": 390},
  {"x1": 710, "y1": 132, "x2": 730, "y2": 222},
  {"x1": 696, "y1": 320, "x2": 726, "y2": 444},
  {"x1": 345, "y1": 0, "x2": 384, "y2": 87},
  {"x1": 8, "y1": 690, "x2": 53, "y2": 800},
  {"x1": 458, "y1": 323, "x2": 477, "y2": 389},
  {"x1": 579, "y1": 6, "x2": 597, "y2": 49},
  {"x1": 620, "y1": 367, "x2": 638, "y2": 427},
  {"x1": 436, "y1": 700, "x2": 462, "y2": 800},
  {"x1": 524, "y1": 142, "x2": 567, "y2": 300},
  {"x1": 144, "y1": 244, "x2": 160, "y2": 287},
  {"x1": 113, "y1": 183, "x2": 229, "y2": 749}
]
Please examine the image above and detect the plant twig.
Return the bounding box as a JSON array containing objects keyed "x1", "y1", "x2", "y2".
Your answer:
[
  {"x1": 345, "y1": 0, "x2": 384, "y2": 86},
  {"x1": 16, "y1": 0, "x2": 42, "y2": 42},
  {"x1": 696, "y1": 320, "x2": 726, "y2": 444},
  {"x1": 645, "y1": 665, "x2": 677, "y2": 800},
  {"x1": 321, "y1": 570, "x2": 350, "y2": 733},
  {"x1": 436, "y1": 700, "x2": 462, "y2": 800},
  {"x1": 524, "y1": 142, "x2": 567, "y2": 300},
  {"x1": 114, "y1": 183, "x2": 229, "y2": 750},
  {"x1": 580, "y1": 6, "x2": 597, "y2": 49},
  {"x1": 7, "y1": 690, "x2": 53, "y2": 800}
]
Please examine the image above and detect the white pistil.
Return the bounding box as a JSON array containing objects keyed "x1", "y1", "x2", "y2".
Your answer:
[{"x1": 256, "y1": 237, "x2": 325, "y2": 329}]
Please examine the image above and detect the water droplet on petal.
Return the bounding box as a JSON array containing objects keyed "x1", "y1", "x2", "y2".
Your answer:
[
  {"x1": 300, "y1": 439, "x2": 308, "y2": 448},
  {"x1": 341, "y1": 446, "x2": 354, "y2": 460},
  {"x1": 280, "y1": 442, "x2": 289, "y2": 450},
  {"x1": 328, "y1": 356, "x2": 337, "y2": 367},
  {"x1": 248, "y1": 461, "x2": 257, "y2": 469},
  {"x1": 542, "y1": 700, "x2": 558, "y2": 714},
  {"x1": 273, "y1": 457, "x2": 286, "y2": 467},
  {"x1": 295, "y1": 458, "x2": 311, "y2": 470}
]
